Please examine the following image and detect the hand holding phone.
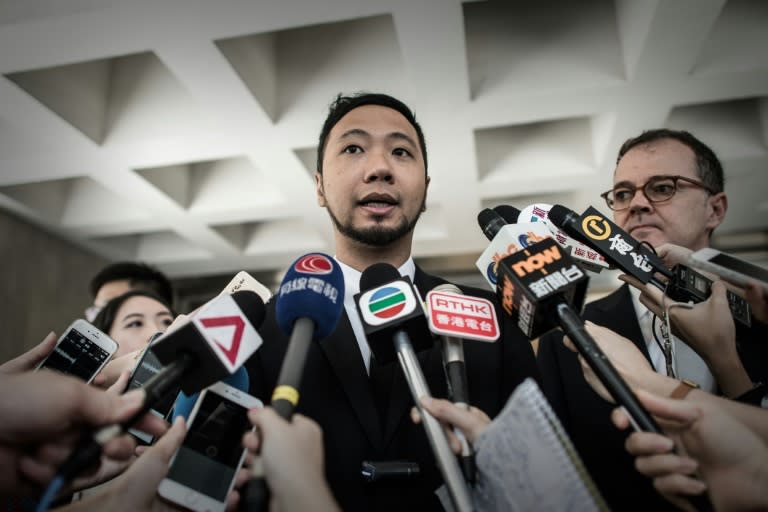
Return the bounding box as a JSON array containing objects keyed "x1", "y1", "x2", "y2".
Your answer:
[
  {"x1": 158, "y1": 382, "x2": 261, "y2": 512},
  {"x1": 0, "y1": 331, "x2": 58, "y2": 374},
  {"x1": 35, "y1": 320, "x2": 118, "y2": 383}
]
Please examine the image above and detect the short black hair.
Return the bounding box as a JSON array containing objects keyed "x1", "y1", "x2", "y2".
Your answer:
[
  {"x1": 92, "y1": 289, "x2": 175, "y2": 336},
  {"x1": 316, "y1": 92, "x2": 428, "y2": 174},
  {"x1": 617, "y1": 129, "x2": 724, "y2": 193},
  {"x1": 89, "y1": 261, "x2": 174, "y2": 305}
]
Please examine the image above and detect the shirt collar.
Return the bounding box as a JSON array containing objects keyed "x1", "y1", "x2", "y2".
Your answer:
[{"x1": 336, "y1": 257, "x2": 416, "y2": 300}]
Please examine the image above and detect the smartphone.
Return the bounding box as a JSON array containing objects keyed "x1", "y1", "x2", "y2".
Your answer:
[
  {"x1": 126, "y1": 333, "x2": 179, "y2": 444},
  {"x1": 689, "y1": 248, "x2": 768, "y2": 295},
  {"x1": 158, "y1": 382, "x2": 262, "y2": 512},
  {"x1": 36, "y1": 319, "x2": 118, "y2": 383}
]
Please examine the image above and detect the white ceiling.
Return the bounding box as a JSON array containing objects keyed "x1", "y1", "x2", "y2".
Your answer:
[{"x1": 0, "y1": 0, "x2": 766, "y2": 288}]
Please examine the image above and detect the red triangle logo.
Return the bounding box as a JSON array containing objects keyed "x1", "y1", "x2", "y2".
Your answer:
[{"x1": 199, "y1": 315, "x2": 244, "y2": 366}]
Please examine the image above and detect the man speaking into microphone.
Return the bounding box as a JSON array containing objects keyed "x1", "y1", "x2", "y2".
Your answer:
[
  {"x1": 536, "y1": 129, "x2": 768, "y2": 510},
  {"x1": 246, "y1": 92, "x2": 539, "y2": 511}
]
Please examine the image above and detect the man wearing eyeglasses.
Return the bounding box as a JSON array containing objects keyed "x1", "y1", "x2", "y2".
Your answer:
[
  {"x1": 603, "y1": 131, "x2": 726, "y2": 254},
  {"x1": 536, "y1": 129, "x2": 764, "y2": 511}
]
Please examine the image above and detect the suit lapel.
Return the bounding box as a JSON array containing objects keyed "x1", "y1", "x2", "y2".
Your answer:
[
  {"x1": 591, "y1": 284, "x2": 652, "y2": 363},
  {"x1": 319, "y1": 312, "x2": 383, "y2": 448}
]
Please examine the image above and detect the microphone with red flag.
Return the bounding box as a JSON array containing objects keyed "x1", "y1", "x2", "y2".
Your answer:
[
  {"x1": 151, "y1": 290, "x2": 265, "y2": 395},
  {"x1": 426, "y1": 284, "x2": 499, "y2": 485}
]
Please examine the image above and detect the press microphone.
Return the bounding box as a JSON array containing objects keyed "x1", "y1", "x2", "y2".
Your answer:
[
  {"x1": 43, "y1": 290, "x2": 266, "y2": 505},
  {"x1": 510, "y1": 203, "x2": 609, "y2": 273},
  {"x1": 475, "y1": 208, "x2": 552, "y2": 289},
  {"x1": 242, "y1": 253, "x2": 344, "y2": 512},
  {"x1": 493, "y1": 237, "x2": 668, "y2": 433},
  {"x1": 548, "y1": 204, "x2": 672, "y2": 286},
  {"x1": 548, "y1": 204, "x2": 752, "y2": 326},
  {"x1": 542, "y1": 205, "x2": 717, "y2": 511},
  {"x1": 356, "y1": 264, "x2": 473, "y2": 512},
  {"x1": 426, "y1": 283, "x2": 500, "y2": 485},
  {"x1": 271, "y1": 252, "x2": 344, "y2": 417}
]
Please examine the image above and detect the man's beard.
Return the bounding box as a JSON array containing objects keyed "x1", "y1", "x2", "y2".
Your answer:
[{"x1": 326, "y1": 200, "x2": 425, "y2": 247}]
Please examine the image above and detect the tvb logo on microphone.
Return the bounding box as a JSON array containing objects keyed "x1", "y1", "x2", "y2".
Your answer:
[{"x1": 359, "y1": 281, "x2": 418, "y2": 327}]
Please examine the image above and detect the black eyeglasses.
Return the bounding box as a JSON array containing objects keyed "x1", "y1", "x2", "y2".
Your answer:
[{"x1": 600, "y1": 175, "x2": 716, "y2": 211}]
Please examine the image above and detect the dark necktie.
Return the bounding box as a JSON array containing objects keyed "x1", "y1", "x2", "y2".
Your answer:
[{"x1": 369, "y1": 354, "x2": 393, "y2": 429}]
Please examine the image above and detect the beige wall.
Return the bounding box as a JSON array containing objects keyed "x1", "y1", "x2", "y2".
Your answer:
[{"x1": 0, "y1": 211, "x2": 107, "y2": 364}]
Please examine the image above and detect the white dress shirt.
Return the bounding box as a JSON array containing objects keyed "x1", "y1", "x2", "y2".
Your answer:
[{"x1": 629, "y1": 286, "x2": 717, "y2": 393}]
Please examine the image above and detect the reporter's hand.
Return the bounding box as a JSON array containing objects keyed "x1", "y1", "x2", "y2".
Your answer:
[
  {"x1": 95, "y1": 349, "x2": 144, "y2": 389},
  {"x1": 243, "y1": 408, "x2": 338, "y2": 512},
  {"x1": 655, "y1": 243, "x2": 693, "y2": 268},
  {"x1": 620, "y1": 275, "x2": 751, "y2": 397},
  {"x1": 612, "y1": 390, "x2": 768, "y2": 512},
  {"x1": 58, "y1": 417, "x2": 188, "y2": 512},
  {"x1": 562, "y1": 322, "x2": 677, "y2": 402},
  {"x1": 0, "y1": 371, "x2": 167, "y2": 497},
  {"x1": 0, "y1": 331, "x2": 57, "y2": 374},
  {"x1": 410, "y1": 396, "x2": 490, "y2": 453}
]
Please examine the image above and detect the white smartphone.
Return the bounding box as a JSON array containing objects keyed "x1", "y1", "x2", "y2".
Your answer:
[
  {"x1": 689, "y1": 248, "x2": 768, "y2": 295},
  {"x1": 158, "y1": 382, "x2": 262, "y2": 512},
  {"x1": 36, "y1": 319, "x2": 118, "y2": 383}
]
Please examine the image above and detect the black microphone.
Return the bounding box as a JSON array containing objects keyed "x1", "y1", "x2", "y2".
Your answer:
[
  {"x1": 492, "y1": 237, "x2": 715, "y2": 512},
  {"x1": 478, "y1": 207, "x2": 509, "y2": 241},
  {"x1": 355, "y1": 264, "x2": 472, "y2": 512},
  {"x1": 50, "y1": 291, "x2": 266, "y2": 494},
  {"x1": 548, "y1": 204, "x2": 750, "y2": 325},
  {"x1": 548, "y1": 204, "x2": 671, "y2": 286},
  {"x1": 492, "y1": 238, "x2": 662, "y2": 429},
  {"x1": 492, "y1": 204, "x2": 522, "y2": 224},
  {"x1": 241, "y1": 253, "x2": 345, "y2": 512}
]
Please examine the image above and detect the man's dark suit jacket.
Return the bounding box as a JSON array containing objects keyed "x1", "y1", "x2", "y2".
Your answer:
[
  {"x1": 246, "y1": 266, "x2": 540, "y2": 511},
  {"x1": 537, "y1": 283, "x2": 768, "y2": 511}
]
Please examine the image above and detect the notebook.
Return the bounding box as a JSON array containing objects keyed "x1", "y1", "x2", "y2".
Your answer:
[{"x1": 471, "y1": 378, "x2": 608, "y2": 512}]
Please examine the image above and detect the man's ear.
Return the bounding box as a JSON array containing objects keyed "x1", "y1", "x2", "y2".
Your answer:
[
  {"x1": 315, "y1": 172, "x2": 326, "y2": 207},
  {"x1": 422, "y1": 175, "x2": 431, "y2": 211},
  {"x1": 706, "y1": 192, "x2": 727, "y2": 231}
]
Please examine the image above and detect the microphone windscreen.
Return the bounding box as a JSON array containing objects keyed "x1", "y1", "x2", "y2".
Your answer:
[
  {"x1": 476, "y1": 208, "x2": 501, "y2": 231},
  {"x1": 275, "y1": 253, "x2": 345, "y2": 341},
  {"x1": 359, "y1": 262, "x2": 401, "y2": 292},
  {"x1": 171, "y1": 366, "x2": 250, "y2": 421},
  {"x1": 494, "y1": 205, "x2": 521, "y2": 224},
  {"x1": 547, "y1": 204, "x2": 573, "y2": 229},
  {"x1": 232, "y1": 289, "x2": 267, "y2": 329}
]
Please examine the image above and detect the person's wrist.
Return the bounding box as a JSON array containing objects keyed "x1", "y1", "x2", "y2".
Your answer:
[
  {"x1": 709, "y1": 356, "x2": 753, "y2": 398},
  {"x1": 642, "y1": 371, "x2": 679, "y2": 397}
]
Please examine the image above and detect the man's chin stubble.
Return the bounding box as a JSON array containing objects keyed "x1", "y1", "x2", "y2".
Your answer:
[{"x1": 327, "y1": 210, "x2": 420, "y2": 247}]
